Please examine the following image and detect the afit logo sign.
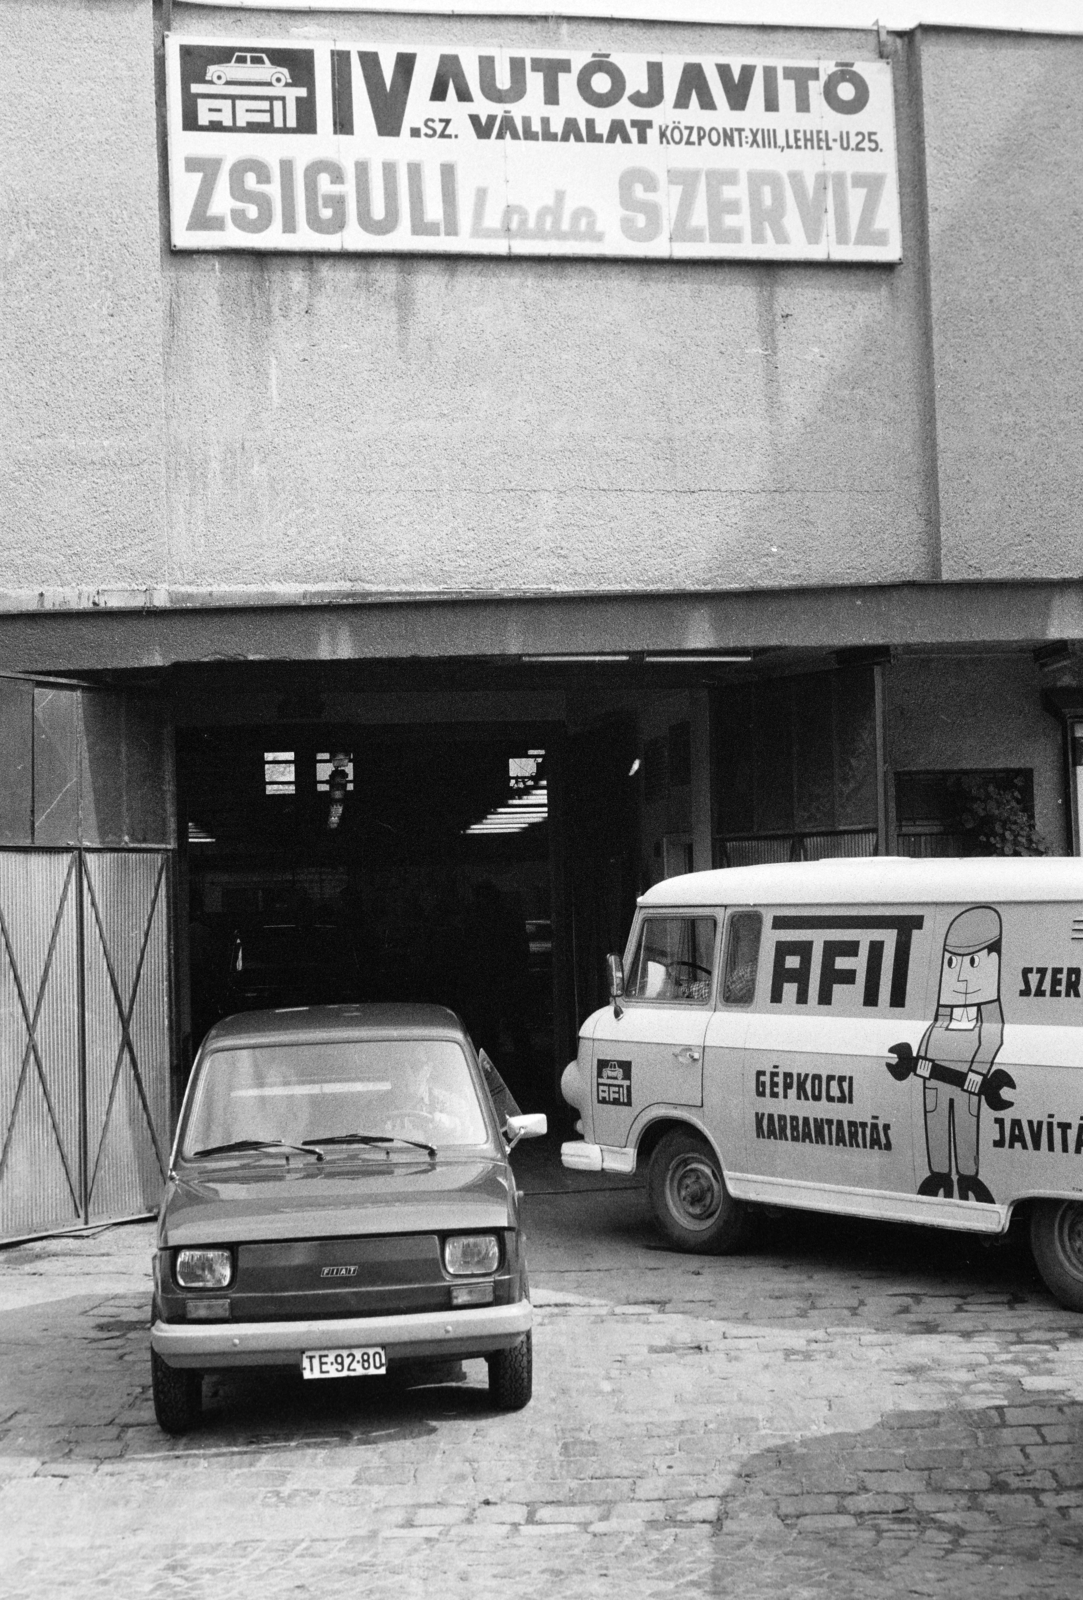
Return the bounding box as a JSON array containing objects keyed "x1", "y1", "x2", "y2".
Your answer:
[{"x1": 178, "y1": 43, "x2": 317, "y2": 133}]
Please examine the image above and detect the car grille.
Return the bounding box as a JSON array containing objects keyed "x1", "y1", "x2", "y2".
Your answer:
[{"x1": 230, "y1": 1233, "x2": 451, "y2": 1321}]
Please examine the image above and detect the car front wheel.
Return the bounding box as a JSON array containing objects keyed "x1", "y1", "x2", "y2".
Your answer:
[
  {"x1": 487, "y1": 1331, "x2": 532, "y2": 1411},
  {"x1": 647, "y1": 1128, "x2": 749, "y2": 1254},
  {"x1": 1030, "y1": 1199, "x2": 1083, "y2": 1311},
  {"x1": 151, "y1": 1348, "x2": 202, "y2": 1435}
]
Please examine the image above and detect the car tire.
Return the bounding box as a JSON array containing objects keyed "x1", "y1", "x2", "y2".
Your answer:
[
  {"x1": 647, "y1": 1128, "x2": 749, "y2": 1254},
  {"x1": 270, "y1": 72, "x2": 287, "y2": 87},
  {"x1": 209, "y1": 70, "x2": 226, "y2": 85},
  {"x1": 487, "y1": 1331, "x2": 532, "y2": 1411},
  {"x1": 1030, "y1": 1199, "x2": 1083, "y2": 1311},
  {"x1": 151, "y1": 1348, "x2": 202, "y2": 1435}
]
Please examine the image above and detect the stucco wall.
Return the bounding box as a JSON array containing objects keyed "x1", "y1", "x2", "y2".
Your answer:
[
  {"x1": 886, "y1": 654, "x2": 1067, "y2": 853},
  {"x1": 0, "y1": 0, "x2": 168, "y2": 589},
  {"x1": 2, "y1": 9, "x2": 1081, "y2": 610},
  {"x1": 920, "y1": 30, "x2": 1083, "y2": 581},
  {"x1": 160, "y1": 12, "x2": 935, "y2": 597}
]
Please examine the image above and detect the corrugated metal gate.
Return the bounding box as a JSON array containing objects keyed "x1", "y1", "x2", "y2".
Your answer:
[{"x1": 0, "y1": 849, "x2": 173, "y2": 1243}]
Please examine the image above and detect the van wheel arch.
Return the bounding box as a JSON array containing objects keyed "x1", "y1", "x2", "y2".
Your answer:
[
  {"x1": 641, "y1": 1122, "x2": 750, "y2": 1256},
  {"x1": 635, "y1": 1115, "x2": 723, "y2": 1172}
]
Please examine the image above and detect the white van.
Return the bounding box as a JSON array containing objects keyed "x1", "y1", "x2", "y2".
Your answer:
[{"x1": 560, "y1": 857, "x2": 1083, "y2": 1311}]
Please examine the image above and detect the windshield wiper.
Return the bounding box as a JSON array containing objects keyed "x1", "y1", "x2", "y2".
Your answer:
[
  {"x1": 191, "y1": 1138, "x2": 324, "y2": 1163},
  {"x1": 302, "y1": 1133, "x2": 437, "y2": 1159}
]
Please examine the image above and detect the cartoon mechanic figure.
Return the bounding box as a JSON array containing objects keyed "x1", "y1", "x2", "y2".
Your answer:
[{"x1": 906, "y1": 905, "x2": 1005, "y2": 1204}]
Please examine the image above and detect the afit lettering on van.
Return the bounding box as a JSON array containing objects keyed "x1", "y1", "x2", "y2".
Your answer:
[
  {"x1": 993, "y1": 1116, "x2": 1083, "y2": 1155},
  {"x1": 754, "y1": 1111, "x2": 891, "y2": 1151},
  {"x1": 768, "y1": 915, "x2": 923, "y2": 1008},
  {"x1": 754, "y1": 1067, "x2": 853, "y2": 1103}
]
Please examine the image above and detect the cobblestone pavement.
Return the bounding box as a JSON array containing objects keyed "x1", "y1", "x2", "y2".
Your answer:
[{"x1": 2, "y1": 1143, "x2": 1083, "y2": 1598}]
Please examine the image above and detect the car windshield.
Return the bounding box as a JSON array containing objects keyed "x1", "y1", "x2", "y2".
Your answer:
[{"x1": 181, "y1": 1038, "x2": 490, "y2": 1159}]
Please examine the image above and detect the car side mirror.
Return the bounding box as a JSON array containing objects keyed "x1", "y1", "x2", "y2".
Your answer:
[
  {"x1": 505, "y1": 1113, "x2": 547, "y2": 1150},
  {"x1": 606, "y1": 953, "x2": 625, "y2": 1018}
]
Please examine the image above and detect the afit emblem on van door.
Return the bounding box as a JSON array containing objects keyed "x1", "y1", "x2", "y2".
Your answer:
[
  {"x1": 886, "y1": 905, "x2": 1015, "y2": 1205},
  {"x1": 596, "y1": 1059, "x2": 631, "y2": 1106}
]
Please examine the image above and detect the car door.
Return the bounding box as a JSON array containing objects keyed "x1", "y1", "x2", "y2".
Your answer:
[
  {"x1": 590, "y1": 911, "x2": 718, "y2": 1149},
  {"x1": 702, "y1": 907, "x2": 763, "y2": 1178}
]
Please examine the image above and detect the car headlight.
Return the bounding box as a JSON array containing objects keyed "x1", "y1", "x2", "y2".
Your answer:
[
  {"x1": 444, "y1": 1234, "x2": 499, "y2": 1276},
  {"x1": 174, "y1": 1247, "x2": 233, "y2": 1290}
]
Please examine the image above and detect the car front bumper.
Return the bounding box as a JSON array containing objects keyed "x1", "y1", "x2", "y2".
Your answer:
[{"x1": 151, "y1": 1298, "x2": 532, "y2": 1369}]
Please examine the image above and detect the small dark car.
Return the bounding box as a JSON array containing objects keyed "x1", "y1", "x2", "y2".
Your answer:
[{"x1": 150, "y1": 1004, "x2": 545, "y2": 1433}]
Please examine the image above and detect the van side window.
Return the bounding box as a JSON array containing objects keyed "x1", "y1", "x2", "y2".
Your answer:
[
  {"x1": 722, "y1": 911, "x2": 762, "y2": 1004},
  {"x1": 625, "y1": 916, "x2": 716, "y2": 1003}
]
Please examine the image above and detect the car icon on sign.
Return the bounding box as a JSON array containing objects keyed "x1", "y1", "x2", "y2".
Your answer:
[{"x1": 205, "y1": 52, "x2": 291, "y2": 88}]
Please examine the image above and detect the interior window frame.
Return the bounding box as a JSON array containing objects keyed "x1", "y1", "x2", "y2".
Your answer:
[{"x1": 622, "y1": 911, "x2": 719, "y2": 1008}]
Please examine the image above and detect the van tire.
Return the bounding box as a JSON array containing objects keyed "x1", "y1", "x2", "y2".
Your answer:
[
  {"x1": 1030, "y1": 1200, "x2": 1083, "y2": 1311},
  {"x1": 647, "y1": 1129, "x2": 749, "y2": 1254},
  {"x1": 151, "y1": 1348, "x2": 202, "y2": 1434},
  {"x1": 487, "y1": 1331, "x2": 532, "y2": 1411}
]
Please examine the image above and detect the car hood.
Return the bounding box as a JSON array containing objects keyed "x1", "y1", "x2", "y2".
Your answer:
[{"x1": 159, "y1": 1154, "x2": 513, "y2": 1246}]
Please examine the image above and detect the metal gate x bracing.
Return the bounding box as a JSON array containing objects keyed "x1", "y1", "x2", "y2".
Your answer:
[{"x1": 0, "y1": 849, "x2": 173, "y2": 1243}]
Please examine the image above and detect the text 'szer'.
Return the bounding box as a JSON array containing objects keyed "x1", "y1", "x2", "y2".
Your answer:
[{"x1": 769, "y1": 915, "x2": 924, "y2": 1009}]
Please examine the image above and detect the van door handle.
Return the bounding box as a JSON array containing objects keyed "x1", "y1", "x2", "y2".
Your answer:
[{"x1": 673, "y1": 1048, "x2": 701, "y2": 1063}]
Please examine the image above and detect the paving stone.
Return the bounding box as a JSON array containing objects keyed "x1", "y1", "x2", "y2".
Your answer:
[
  {"x1": 5, "y1": 1166, "x2": 1083, "y2": 1599},
  {"x1": 774, "y1": 1494, "x2": 840, "y2": 1517}
]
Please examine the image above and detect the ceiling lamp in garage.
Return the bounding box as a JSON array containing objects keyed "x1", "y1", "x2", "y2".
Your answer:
[{"x1": 465, "y1": 750, "x2": 548, "y2": 836}]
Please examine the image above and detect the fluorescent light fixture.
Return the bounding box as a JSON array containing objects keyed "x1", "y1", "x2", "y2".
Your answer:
[
  {"x1": 643, "y1": 653, "x2": 752, "y2": 664},
  {"x1": 465, "y1": 748, "x2": 550, "y2": 835},
  {"x1": 521, "y1": 654, "x2": 630, "y2": 664}
]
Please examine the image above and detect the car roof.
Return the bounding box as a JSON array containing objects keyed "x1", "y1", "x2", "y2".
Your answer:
[
  {"x1": 201, "y1": 1003, "x2": 471, "y2": 1052},
  {"x1": 639, "y1": 856, "x2": 1083, "y2": 909}
]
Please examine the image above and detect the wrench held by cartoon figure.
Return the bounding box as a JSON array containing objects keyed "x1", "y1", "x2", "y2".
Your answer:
[{"x1": 886, "y1": 1041, "x2": 1016, "y2": 1111}]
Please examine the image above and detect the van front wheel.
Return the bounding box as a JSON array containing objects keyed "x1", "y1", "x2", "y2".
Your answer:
[
  {"x1": 1030, "y1": 1200, "x2": 1083, "y2": 1311},
  {"x1": 648, "y1": 1129, "x2": 749, "y2": 1254}
]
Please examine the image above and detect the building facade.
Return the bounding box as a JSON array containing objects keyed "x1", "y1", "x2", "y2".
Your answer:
[{"x1": 2, "y1": 1, "x2": 1082, "y2": 1237}]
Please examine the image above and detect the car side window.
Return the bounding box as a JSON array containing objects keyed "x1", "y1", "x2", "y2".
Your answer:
[
  {"x1": 722, "y1": 910, "x2": 762, "y2": 1005},
  {"x1": 625, "y1": 916, "x2": 717, "y2": 1003}
]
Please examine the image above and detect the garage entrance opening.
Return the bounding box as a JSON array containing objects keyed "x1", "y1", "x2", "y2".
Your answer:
[{"x1": 179, "y1": 725, "x2": 555, "y2": 1110}]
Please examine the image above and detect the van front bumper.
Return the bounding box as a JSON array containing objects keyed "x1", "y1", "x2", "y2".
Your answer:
[
  {"x1": 560, "y1": 1141, "x2": 636, "y2": 1175},
  {"x1": 151, "y1": 1299, "x2": 532, "y2": 1369}
]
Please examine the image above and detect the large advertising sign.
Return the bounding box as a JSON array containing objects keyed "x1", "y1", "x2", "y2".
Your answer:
[{"x1": 165, "y1": 36, "x2": 901, "y2": 262}]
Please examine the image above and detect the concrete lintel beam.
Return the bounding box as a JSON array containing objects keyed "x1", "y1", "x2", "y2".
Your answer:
[{"x1": 1, "y1": 581, "x2": 1082, "y2": 675}]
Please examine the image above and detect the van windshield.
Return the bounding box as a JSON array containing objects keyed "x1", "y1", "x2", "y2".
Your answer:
[
  {"x1": 625, "y1": 916, "x2": 716, "y2": 1002},
  {"x1": 182, "y1": 1039, "x2": 490, "y2": 1158}
]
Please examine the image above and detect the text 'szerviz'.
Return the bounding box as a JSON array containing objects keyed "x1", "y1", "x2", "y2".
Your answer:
[{"x1": 166, "y1": 37, "x2": 902, "y2": 261}]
